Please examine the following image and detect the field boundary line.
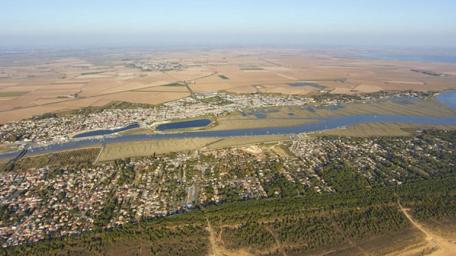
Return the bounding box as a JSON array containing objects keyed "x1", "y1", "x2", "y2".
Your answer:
[{"x1": 94, "y1": 143, "x2": 105, "y2": 163}]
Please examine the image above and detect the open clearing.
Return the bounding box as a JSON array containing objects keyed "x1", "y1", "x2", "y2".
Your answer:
[
  {"x1": 207, "y1": 220, "x2": 253, "y2": 256},
  {"x1": 98, "y1": 135, "x2": 289, "y2": 161},
  {"x1": 398, "y1": 204, "x2": 456, "y2": 256}
]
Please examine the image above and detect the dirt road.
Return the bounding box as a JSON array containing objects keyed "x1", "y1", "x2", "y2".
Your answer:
[
  {"x1": 398, "y1": 203, "x2": 456, "y2": 256},
  {"x1": 206, "y1": 219, "x2": 252, "y2": 256}
]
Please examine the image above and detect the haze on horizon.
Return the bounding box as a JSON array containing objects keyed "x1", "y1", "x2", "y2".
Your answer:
[{"x1": 1, "y1": 0, "x2": 456, "y2": 49}]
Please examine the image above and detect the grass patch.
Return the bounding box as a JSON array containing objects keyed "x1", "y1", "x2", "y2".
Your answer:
[
  {"x1": 162, "y1": 82, "x2": 186, "y2": 87},
  {"x1": 200, "y1": 95, "x2": 233, "y2": 105},
  {"x1": 14, "y1": 148, "x2": 100, "y2": 170},
  {"x1": 80, "y1": 71, "x2": 106, "y2": 76},
  {"x1": 0, "y1": 91, "x2": 28, "y2": 97}
]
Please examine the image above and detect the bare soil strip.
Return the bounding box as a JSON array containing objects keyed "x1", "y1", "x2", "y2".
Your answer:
[
  {"x1": 264, "y1": 226, "x2": 288, "y2": 256},
  {"x1": 398, "y1": 203, "x2": 456, "y2": 256},
  {"x1": 206, "y1": 219, "x2": 253, "y2": 256}
]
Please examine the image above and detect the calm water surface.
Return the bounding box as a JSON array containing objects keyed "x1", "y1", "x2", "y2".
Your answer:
[
  {"x1": 156, "y1": 119, "x2": 211, "y2": 131},
  {"x1": 437, "y1": 90, "x2": 456, "y2": 110}
]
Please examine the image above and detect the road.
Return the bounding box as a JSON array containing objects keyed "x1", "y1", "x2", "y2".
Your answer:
[
  {"x1": 206, "y1": 219, "x2": 252, "y2": 256},
  {"x1": 398, "y1": 203, "x2": 456, "y2": 256}
]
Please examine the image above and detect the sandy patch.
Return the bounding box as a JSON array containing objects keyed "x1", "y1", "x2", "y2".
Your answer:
[{"x1": 398, "y1": 204, "x2": 456, "y2": 256}]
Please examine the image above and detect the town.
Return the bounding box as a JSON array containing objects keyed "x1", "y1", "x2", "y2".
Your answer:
[
  {"x1": 1, "y1": 129, "x2": 454, "y2": 248},
  {"x1": 0, "y1": 90, "x2": 433, "y2": 147},
  {"x1": 126, "y1": 61, "x2": 185, "y2": 72}
]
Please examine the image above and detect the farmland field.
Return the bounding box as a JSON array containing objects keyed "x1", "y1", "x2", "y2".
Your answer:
[
  {"x1": 1, "y1": 48, "x2": 456, "y2": 256},
  {"x1": 1, "y1": 49, "x2": 456, "y2": 123}
]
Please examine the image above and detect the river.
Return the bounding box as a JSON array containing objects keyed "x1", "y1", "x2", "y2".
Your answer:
[{"x1": 1, "y1": 91, "x2": 455, "y2": 161}]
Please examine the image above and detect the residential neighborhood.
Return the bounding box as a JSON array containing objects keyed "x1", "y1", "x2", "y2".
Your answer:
[{"x1": 1, "y1": 129, "x2": 454, "y2": 248}]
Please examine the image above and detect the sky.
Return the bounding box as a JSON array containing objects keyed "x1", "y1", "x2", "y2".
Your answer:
[{"x1": 1, "y1": 0, "x2": 456, "y2": 49}]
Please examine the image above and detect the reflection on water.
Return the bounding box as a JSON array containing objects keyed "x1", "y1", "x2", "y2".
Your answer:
[{"x1": 156, "y1": 119, "x2": 211, "y2": 131}]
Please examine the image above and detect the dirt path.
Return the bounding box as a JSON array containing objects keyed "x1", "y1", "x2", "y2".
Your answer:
[
  {"x1": 206, "y1": 219, "x2": 253, "y2": 256},
  {"x1": 264, "y1": 226, "x2": 288, "y2": 256},
  {"x1": 184, "y1": 82, "x2": 195, "y2": 97},
  {"x1": 93, "y1": 143, "x2": 105, "y2": 163},
  {"x1": 398, "y1": 203, "x2": 456, "y2": 256}
]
